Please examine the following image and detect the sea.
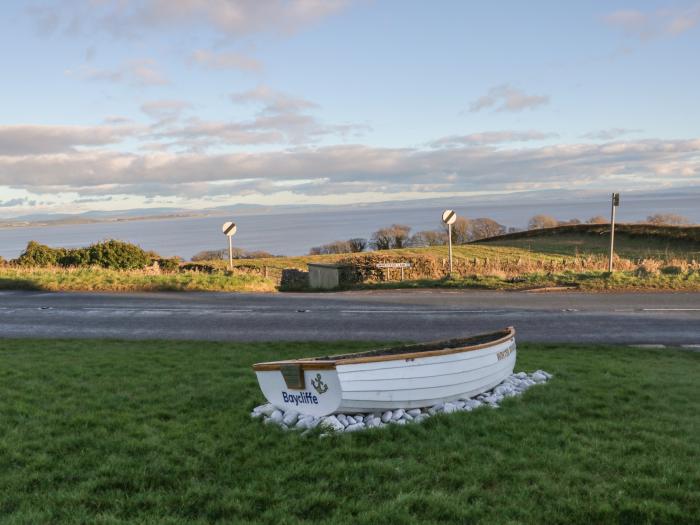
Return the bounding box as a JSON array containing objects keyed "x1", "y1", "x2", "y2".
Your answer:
[{"x1": 0, "y1": 194, "x2": 698, "y2": 260}]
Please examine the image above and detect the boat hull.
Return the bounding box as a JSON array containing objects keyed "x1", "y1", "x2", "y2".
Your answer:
[{"x1": 254, "y1": 328, "x2": 517, "y2": 416}]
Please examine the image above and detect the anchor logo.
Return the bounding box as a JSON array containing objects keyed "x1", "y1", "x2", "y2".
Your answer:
[{"x1": 311, "y1": 373, "x2": 328, "y2": 395}]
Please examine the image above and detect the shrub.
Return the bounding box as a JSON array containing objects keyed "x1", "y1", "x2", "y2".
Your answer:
[
  {"x1": 347, "y1": 238, "x2": 367, "y2": 253},
  {"x1": 59, "y1": 248, "x2": 91, "y2": 267},
  {"x1": 157, "y1": 257, "x2": 182, "y2": 273},
  {"x1": 15, "y1": 241, "x2": 63, "y2": 266},
  {"x1": 660, "y1": 265, "x2": 683, "y2": 275},
  {"x1": 86, "y1": 240, "x2": 151, "y2": 269},
  {"x1": 587, "y1": 216, "x2": 608, "y2": 224},
  {"x1": 469, "y1": 218, "x2": 506, "y2": 240}
]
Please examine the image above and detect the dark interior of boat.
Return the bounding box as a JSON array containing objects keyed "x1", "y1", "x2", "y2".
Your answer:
[{"x1": 312, "y1": 328, "x2": 512, "y2": 361}]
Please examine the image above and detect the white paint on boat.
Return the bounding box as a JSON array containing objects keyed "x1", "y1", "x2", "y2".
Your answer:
[{"x1": 253, "y1": 327, "x2": 517, "y2": 416}]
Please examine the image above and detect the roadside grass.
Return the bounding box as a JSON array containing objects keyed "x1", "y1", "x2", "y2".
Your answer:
[
  {"x1": 0, "y1": 266, "x2": 275, "y2": 293},
  {"x1": 0, "y1": 339, "x2": 698, "y2": 524},
  {"x1": 354, "y1": 269, "x2": 700, "y2": 291}
]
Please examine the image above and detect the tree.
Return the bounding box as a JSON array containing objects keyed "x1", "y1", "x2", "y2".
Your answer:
[
  {"x1": 411, "y1": 230, "x2": 447, "y2": 247},
  {"x1": 347, "y1": 238, "x2": 367, "y2": 252},
  {"x1": 441, "y1": 217, "x2": 471, "y2": 244},
  {"x1": 371, "y1": 224, "x2": 411, "y2": 250},
  {"x1": 646, "y1": 213, "x2": 691, "y2": 226},
  {"x1": 470, "y1": 218, "x2": 506, "y2": 240},
  {"x1": 559, "y1": 218, "x2": 581, "y2": 226},
  {"x1": 528, "y1": 214, "x2": 559, "y2": 230},
  {"x1": 586, "y1": 216, "x2": 608, "y2": 224}
]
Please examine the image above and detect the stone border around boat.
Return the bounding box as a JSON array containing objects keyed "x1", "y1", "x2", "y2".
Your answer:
[{"x1": 251, "y1": 370, "x2": 552, "y2": 436}]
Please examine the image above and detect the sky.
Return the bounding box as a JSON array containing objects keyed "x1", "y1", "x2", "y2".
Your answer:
[{"x1": 0, "y1": 0, "x2": 699, "y2": 217}]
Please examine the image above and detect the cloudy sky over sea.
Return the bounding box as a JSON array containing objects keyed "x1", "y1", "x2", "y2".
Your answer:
[{"x1": 1, "y1": 1, "x2": 699, "y2": 218}]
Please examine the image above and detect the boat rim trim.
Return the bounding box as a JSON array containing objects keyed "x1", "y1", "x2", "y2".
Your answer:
[{"x1": 252, "y1": 326, "x2": 516, "y2": 372}]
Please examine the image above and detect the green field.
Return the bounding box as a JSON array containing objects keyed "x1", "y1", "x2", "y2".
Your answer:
[{"x1": 1, "y1": 339, "x2": 698, "y2": 524}]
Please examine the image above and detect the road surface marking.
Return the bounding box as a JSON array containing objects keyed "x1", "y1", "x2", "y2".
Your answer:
[{"x1": 642, "y1": 308, "x2": 700, "y2": 312}]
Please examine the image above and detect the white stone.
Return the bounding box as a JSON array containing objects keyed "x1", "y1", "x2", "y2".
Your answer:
[
  {"x1": 402, "y1": 412, "x2": 414, "y2": 421},
  {"x1": 270, "y1": 410, "x2": 284, "y2": 423},
  {"x1": 257, "y1": 404, "x2": 277, "y2": 417},
  {"x1": 283, "y1": 411, "x2": 299, "y2": 426},
  {"x1": 354, "y1": 415, "x2": 364, "y2": 423},
  {"x1": 392, "y1": 409, "x2": 405, "y2": 420},
  {"x1": 336, "y1": 414, "x2": 348, "y2": 427},
  {"x1": 395, "y1": 419, "x2": 407, "y2": 425},
  {"x1": 443, "y1": 402, "x2": 457, "y2": 414},
  {"x1": 532, "y1": 372, "x2": 547, "y2": 383},
  {"x1": 346, "y1": 415, "x2": 357, "y2": 425},
  {"x1": 320, "y1": 415, "x2": 344, "y2": 432},
  {"x1": 345, "y1": 423, "x2": 365, "y2": 432},
  {"x1": 381, "y1": 410, "x2": 393, "y2": 423},
  {"x1": 407, "y1": 409, "x2": 422, "y2": 417}
]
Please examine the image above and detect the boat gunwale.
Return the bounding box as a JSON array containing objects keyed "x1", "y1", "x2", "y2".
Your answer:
[{"x1": 252, "y1": 326, "x2": 515, "y2": 372}]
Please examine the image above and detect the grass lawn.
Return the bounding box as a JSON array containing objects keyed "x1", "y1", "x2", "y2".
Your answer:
[{"x1": 1, "y1": 340, "x2": 698, "y2": 524}]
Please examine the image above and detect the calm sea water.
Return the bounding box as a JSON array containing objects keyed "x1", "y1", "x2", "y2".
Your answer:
[{"x1": 0, "y1": 195, "x2": 697, "y2": 260}]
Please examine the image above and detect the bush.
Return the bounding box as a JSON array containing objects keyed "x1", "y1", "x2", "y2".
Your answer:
[
  {"x1": 647, "y1": 213, "x2": 691, "y2": 226},
  {"x1": 15, "y1": 241, "x2": 63, "y2": 267},
  {"x1": 157, "y1": 257, "x2": 182, "y2": 273},
  {"x1": 87, "y1": 240, "x2": 151, "y2": 270}
]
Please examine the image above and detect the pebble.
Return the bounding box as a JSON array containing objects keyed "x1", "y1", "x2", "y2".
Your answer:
[{"x1": 252, "y1": 370, "x2": 552, "y2": 435}]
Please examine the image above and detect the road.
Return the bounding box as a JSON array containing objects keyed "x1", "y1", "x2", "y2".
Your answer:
[{"x1": 1, "y1": 290, "x2": 699, "y2": 345}]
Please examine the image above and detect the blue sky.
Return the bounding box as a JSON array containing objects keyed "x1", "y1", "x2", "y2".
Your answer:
[{"x1": 1, "y1": 0, "x2": 699, "y2": 216}]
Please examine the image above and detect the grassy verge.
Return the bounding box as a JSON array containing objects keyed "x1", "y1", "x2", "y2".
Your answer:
[
  {"x1": 1, "y1": 339, "x2": 698, "y2": 523},
  {"x1": 351, "y1": 269, "x2": 700, "y2": 291},
  {"x1": 0, "y1": 266, "x2": 275, "y2": 293}
]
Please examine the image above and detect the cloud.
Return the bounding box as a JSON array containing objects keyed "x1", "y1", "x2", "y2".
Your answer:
[
  {"x1": 581, "y1": 128, "x2": 642, "y2": 141},
  {"x1": 468, "y1": 85, "x2": 550, "y2": 113},
  {"x1": 189, "y1": 49, "x2": 263, "y2": 72},
  {"x1": 430, "y1": 130, "x2": 558, "y2": 148},
  {"x1": 231, "y1": 85, "x2": 318, "y2": 115},
  {"x1": 0, "y1": 124, "x2": 135, "y2": 155},
  {"x1": 2, "y1": 138, "x2": 698, "y2": 200},
  {"x1": 141, "y1": 100, "x2": 193, "y2": 120},
  {"x1": 30, "y1": 0, "x2": 354, "y2": 39},
  {"x1": 68, "y1": 59, "x2": 168, "y2": 86},
  {"x1": 0, "y1": 197, "x2": 36, "y2": 208},
  {"x1": 604, "y1": 4, "x2": 700, "y2": 40}
]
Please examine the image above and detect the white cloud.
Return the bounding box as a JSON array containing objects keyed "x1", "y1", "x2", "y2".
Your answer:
[
  {"x1": 469, "y1": 85, "x2": 550, "y2": 113},
  {"x1": 0, "y1": 124, "x2": 135, "y2": 155},
  {"x1": 581, "y1": 128, "x2": 642, "y2": 141},
  {"x1": 231, "y1": 85, "x2": 318, "y2": 115},
  {"x1": 141, "y1": 100, "x2": 193, "y2": 120},
  {"x1": 30, "y1": 0, "x2": 354, "y2": 39},
  {"x1": 430, "y1": 131, "x2": 558, "y2": 148},
  {"x1": 1, "y1": 139, "x2": 698, "y2": 200},
  {"x1": 189, "y1": 49, "x2": 262, "y2": 72},
  {"x1": 68, "y1": 59, "x2": 168, "y2": 86},
  {"x1": 604, "y1": 4, "x2": 700, "y2": 40}
]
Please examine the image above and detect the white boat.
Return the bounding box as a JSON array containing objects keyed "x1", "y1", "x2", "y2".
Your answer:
[{"x1": 253, "y1": 326, "x2": 517, "y2": 416}]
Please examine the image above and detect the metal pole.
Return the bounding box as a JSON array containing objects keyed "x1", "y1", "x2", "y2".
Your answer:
[
  {"x1": 448, "y1": 223, "x2": 453, "y2": 277},
  {"x1": 228, "y1": 235, "x2": 233, "y2": 270},
  {"x1": 608, "y1": 193, "x2": 616, "y2": 272}
]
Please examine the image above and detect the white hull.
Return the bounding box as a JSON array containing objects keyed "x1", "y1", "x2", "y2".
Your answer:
[{"x1": 254, "y1": 328, "x2": 516, "y2": 416}]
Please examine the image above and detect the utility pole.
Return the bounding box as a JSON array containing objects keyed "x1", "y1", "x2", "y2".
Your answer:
[{"x1": 608, "y1": 193, "x2": 620, "y2": 272}]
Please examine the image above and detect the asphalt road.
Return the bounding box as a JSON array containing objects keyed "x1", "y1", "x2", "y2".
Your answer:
[{"x1": 1, "y1": 290, "x2": 699, "y2": 345}]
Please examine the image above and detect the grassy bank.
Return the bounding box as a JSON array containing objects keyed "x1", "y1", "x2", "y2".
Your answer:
[
  {"x1": 354, "y1": 269, "x2": 700, "y2": 292},
  {"x1": 0, "y1": 339, "x2": 698, "y2": 523},
  {"x1": 0, "y1": 266, "x2": 275, "y2": 292}
]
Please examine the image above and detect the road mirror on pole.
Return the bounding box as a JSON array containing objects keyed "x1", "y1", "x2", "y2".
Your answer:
[
  {"x1": 608, "y1": 193, "x2": 620, "y2": 272},
  {"x1": 442, "y1": 209, "x2": 457, "y2": 277},
  {"x1": 222, "y1": 221, "x2": 237, "y2": 270}
]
